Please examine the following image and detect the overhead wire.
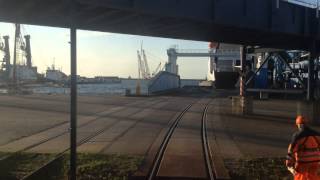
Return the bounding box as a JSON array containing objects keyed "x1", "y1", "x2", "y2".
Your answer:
[
  {"x1": 144, "y1": 50, "x2": 166, "y2": 62},
  {"x1": 143, "y1": 51, "x2": 165, "y2": 74}
]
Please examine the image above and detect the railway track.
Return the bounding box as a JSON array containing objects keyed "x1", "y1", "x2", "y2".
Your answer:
[
  {"x1": 0, "y1": 95, "x2": 164, "y2": 117},
  {"x1": 19, "y1": 98, "x2": 189, "y2": 179},
  {"x1": 147, "y1": 104, "x2": 193, "y2": 180},
  {"x1": 146, "y1": 100, "x2": 221, "y2": 180},
  {"x1": 20, "y1": 122, "x2": 119, "y2": 180},
  {"x1": 202, "y1": 105, "x2": 215, "y2": 180},
  {"x1": 0, "y1": 98, "x2": 170, "y2": 179},
  {"x1": 0, "y1": 96, "x2": 225, "y2": 179},
  {"x1": 0, "y1": 97, "x2": 166, "y2": 152}
]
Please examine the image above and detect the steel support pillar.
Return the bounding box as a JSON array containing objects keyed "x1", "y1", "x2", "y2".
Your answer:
[
  {"x1": 307, "y1": 44, "x2": 316, "y2": 101},
  {"x1": 240, "y1": 45, "x2": 247, "y2": 96},
  {"x1": 69, "y1": 0, "x2": 77, "y2": 179},
  {"x1": 232, "y1": 45, "x2": 252, "y2": 115},
  {"x1": 70, "y1": 27, "x2": 77, "y2": 180}
]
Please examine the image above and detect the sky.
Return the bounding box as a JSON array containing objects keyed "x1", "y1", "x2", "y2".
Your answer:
[
  {"x1": 0, "y1": 0, "x2": 316, "y2": 79},
  {"x1": 0, "y1": 23, "x2": 210, "y2": 79}
]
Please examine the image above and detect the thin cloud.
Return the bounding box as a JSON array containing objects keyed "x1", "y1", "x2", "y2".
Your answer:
[
  {"x1": 78, "y1": 31, "x2": 112, "y2": 38},
  {"x1": 60, "y1": 30, "x2": 112, "y2": 42}
]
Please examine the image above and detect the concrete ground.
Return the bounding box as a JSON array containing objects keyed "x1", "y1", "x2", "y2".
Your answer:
[
  {"x1": 0, "y1": 94, "x2": 194, "y2": 156},
  {"x1": 209, "y1": 98, "x2": 292, "y2": 159},
  {"x1": 208, "y1": 97, "x2": 320, "y2": 159},
  {"x1": 0, "y1": 92, "x2": 317, "y2": 171}
]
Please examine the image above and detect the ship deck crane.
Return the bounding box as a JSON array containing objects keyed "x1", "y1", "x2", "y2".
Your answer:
[
  {"x1": 142, "y1": 49, "x2": 151, "y2": 78},
  {"x1": 137, "y1": 49, "x2": 151, "y2": 79},
  {"x1": 152, "y1": 62, "x2": 162, "y2": 76},
  {"x1": 137, "y1": 50, "x2": 146, "y2": 79},
  {"x1": 137, "y1": 43, "x2": 165, "y2": 80}
]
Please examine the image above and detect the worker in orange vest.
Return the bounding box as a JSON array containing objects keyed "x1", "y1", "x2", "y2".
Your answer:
[{"x1": 286, "y1": 115, "x2": 320, "y2": 180}]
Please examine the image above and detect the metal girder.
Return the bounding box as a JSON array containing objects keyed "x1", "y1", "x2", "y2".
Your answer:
[
  {"x1": 276, "y1": 53, "x2": 306, "y2": 89},
  {"x1": 86, "y1": 11, "x2": 141, "y2": 30},
  {"x1": 12, "y1": 1, "x2": 38, "y2": 20},
  {"x1": 307, "y1": 42, "x2": 317, "y2": 101},
  {"x1": 245, "y1": 52, "x2": 306, "y2": 90},
  {"x1": 77, "y1": 0, "x2": 136, "y2": 11},
  {"x1": 145, "y1": 18, "x2": 197, "y2": 37},
  {"x1": 247, "y1": 47, "x2": 286, "y2": 53},
  {"x1": 245, "y1": 54, "x2": 271, "y2": 87},
  {"x1": 1, "y1": 0, "x2": 320, "y2": 50},
  {"x1": 240, "y1": 46, "x2": 247, "y2": 96}
]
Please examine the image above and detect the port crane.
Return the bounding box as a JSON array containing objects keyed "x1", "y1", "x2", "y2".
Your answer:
[
  {"x1": 142, "y1": 49, "x2": 151, "y2": 78},
  {"x1": 0, "y1": 36, "x2": 11, "y2": 80},
  {"x1": 13, "y1": 24, "x2": 32, "y2": 68},
  {"x1": 0, "y1": 24, "x2": 34, "y2": 85}
]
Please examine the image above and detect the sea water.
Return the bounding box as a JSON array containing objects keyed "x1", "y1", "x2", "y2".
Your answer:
[{"x1": 31, "y1": 79, "x2": 149, "y2": 95}]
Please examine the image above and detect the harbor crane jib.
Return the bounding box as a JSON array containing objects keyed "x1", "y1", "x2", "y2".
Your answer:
[{"x1": 137, "y1": 48, "x2": 152, "y2": 80}]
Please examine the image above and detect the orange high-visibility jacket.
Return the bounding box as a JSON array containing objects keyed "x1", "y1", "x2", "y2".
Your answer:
[{"x1": 287, "y1": 127, "x2": 320, "y2": 170}]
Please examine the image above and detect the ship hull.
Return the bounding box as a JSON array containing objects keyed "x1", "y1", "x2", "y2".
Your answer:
[{"x1": 214, "y1": 71, "x2": 239, "y2": 89}]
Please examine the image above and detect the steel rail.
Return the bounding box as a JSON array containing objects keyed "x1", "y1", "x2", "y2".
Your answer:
[
  {"x1": 21, "y1": 98, "x2": 170, "y2": 179},
  {"x1": 202, "y1": 105, "x2": 215, "y2": 180},
  {"x1": 20, "y1": 119, "x2": 121, "y2": 180},
  {"x1": 0, "y1": 98, "x2": 164, "y2": 156},
  {"x1": 0, "y1": 98, "x2": 167, "y2": 173},
  {"x1": 147, "y1": 100, "x2": 217, "y2": 180},
  {"x1": 147, "y1": 103, "x2": 193, "y2": 180}
]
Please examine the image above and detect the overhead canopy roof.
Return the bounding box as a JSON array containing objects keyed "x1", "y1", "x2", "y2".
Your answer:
[{"x1": 0, "y1": 0, "x2": 319, "y2": 51}]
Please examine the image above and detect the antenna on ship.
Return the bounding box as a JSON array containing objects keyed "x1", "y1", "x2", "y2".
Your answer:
[{"x1": 52, "y1": 57, "x2": 56, "y2": 70}]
